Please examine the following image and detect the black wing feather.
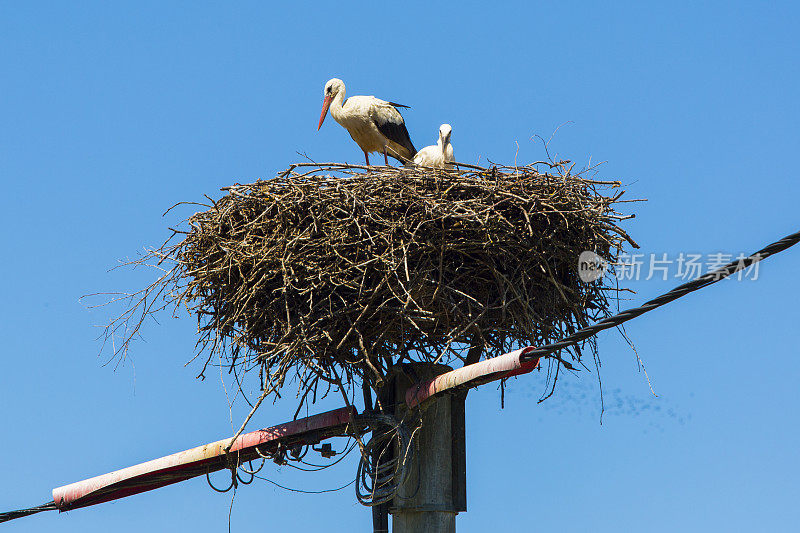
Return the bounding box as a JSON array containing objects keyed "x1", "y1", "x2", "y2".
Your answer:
[{"x1": 373, "y1": 107, "x2": 416, "y2": 161}]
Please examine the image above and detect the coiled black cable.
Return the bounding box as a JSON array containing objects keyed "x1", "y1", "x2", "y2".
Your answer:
[{"x1": 356, "y1": 413, "x2": 413, "y2": 507}]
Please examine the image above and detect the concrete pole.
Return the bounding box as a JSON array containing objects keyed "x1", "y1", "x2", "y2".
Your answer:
[{"x1": 390, "y1": 363, "x2": 465, "y2": 533}]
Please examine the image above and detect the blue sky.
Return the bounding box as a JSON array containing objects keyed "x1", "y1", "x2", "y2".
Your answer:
[{"x1": 1, "y1": 1, "x2": 799, "y2": 531}]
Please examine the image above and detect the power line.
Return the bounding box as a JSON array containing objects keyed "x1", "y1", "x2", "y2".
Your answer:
[
  {"x1": 0, "y1": 501, "x2": 56, "y2": 524},
  {"x1": 521, "y1": 229, "x2": 800, "y2": 362}
]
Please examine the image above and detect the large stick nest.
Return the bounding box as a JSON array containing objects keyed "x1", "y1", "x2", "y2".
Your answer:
[{"x1": 106, "y1": 162, "x2": 638, "y2": 408}]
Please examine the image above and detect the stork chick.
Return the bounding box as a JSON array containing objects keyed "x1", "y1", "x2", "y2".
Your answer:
[
  {"x1": 317, "y1": 78, "x2": 416, "y2": 166},
  {"x1": 412, "y1": 124, "x2": 454, "y2": 168}
]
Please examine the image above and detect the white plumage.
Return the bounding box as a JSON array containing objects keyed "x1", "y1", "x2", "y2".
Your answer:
[
  {"x1": 317, "y1": 78, "x2": 417, "y2": 166},
  {"x1": 412, "y1": 124, "x2": 454, "y2": 168}
]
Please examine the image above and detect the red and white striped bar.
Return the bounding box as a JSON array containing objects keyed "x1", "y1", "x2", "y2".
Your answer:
[
  {"x1": 52, "y1": 406, "x2": 356, "y2": 511},
  {"x1": 405, "y1": 347, "x2": 541, "y2": 407}
]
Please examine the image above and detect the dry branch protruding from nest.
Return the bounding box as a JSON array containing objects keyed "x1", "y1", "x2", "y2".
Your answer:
[{"x1": 103, "y1": 162, "x2": 638, "y2": 410}]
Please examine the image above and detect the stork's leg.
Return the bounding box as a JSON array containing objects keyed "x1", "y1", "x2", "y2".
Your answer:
[
  {"x1": 383, "y1": 147, "x2": 390, "y2": 166},
  {"x1": 364, "y1": 152, "x2": 370, "y2": 166}
]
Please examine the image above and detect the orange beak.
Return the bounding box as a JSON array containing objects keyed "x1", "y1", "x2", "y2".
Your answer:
[{"x1": 318, "y1": 95, "x2": 333, "y2": 130}]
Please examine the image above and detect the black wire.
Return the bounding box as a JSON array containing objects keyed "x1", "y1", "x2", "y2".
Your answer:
[
  {"x1": 0, "y1": 501, "x2": 57, "y2": 523},
  {"x1": 252, "y1": 474, "x2": 356, "y2": 494},
  {"x1": 521, "y1": 229, "x2": 800, "y2": 363},
  {"x1": 238, "y1": 458, "x2": 266, "y2": 475},
  {"x1": 206, "y1": 470, "x2": 236, "y2": 493},
  {"x1": 236, "y1": 468, "x2": 255, "y2": 485}
]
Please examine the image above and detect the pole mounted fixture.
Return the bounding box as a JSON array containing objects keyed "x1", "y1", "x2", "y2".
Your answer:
[{"x1": 53, "y1": 406, "x2": 357, "y2": 512}]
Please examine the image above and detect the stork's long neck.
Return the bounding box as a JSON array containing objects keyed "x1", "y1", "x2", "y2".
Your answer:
[{"x1": 329, "y1": 89, "x2": 346, "y2": 124}]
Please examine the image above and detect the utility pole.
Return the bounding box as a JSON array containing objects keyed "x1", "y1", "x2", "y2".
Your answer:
[{"x1": 390, "y1": 363, "x2": 467, "y2": 533}]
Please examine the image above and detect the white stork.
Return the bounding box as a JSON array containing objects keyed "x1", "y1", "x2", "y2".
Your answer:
[
  {"x1": 317, "y1": 78, "x2": 417, "y2": 166},
  {"x1": 412, "y1": 124, "x2": 454, "y2": 168}
]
